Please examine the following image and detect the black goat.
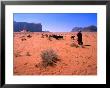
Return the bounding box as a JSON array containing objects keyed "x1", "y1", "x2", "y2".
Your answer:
[{"x1": 49, "y1": 35, "x2": 63, "y2": 40}]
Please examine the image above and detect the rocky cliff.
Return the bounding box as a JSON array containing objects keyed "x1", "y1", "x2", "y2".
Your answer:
[{"x1": 14, "y1": 21, "x2": 42, "y2": 32}]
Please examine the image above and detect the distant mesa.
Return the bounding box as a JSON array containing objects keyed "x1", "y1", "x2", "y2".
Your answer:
[
  {"x1": 14, "y1": 21, "x2": 97, "y2": 32},
  {"x1": 14, "y1": 21, "x2": 42, "y2": 32},
  {"x1": 42, "y1": 30, "x2": 50, "y2": 32},
  {"x1": 71, "y1": 25, "x2": 97, "y2": 32}
]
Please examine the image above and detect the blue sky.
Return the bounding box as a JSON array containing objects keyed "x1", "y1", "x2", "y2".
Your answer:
[{"x1": 14, "y1": 13, "x2": 97, "y2": 32}]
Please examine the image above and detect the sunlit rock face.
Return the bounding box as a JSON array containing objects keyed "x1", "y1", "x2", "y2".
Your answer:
[
  {"x1": 71, "y1": 25, "x2": 97, "y2": 32},
  {"x1": 14, "y1": 21, "x2": 42, "y2": 32}
]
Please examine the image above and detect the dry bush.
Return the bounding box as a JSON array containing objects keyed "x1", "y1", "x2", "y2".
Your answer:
[
  {"x1": 14, "y1": 51, "x2": 22, "y2": 57},
  {"x1": 70, "y1": 43, "x2": 78, "y2": 48},
  {"x1": 26, "y1": 52, "x2": 31, "y2": 56},
  {"x1": 21, "y1": 38, "x2": 26, "y2": 41},
  {"x1": 48, "y1": 37, "x2": 52, "y2": 41},
  {"x1": 40, "y1": 48, "x2": 59, "y2": 67}
]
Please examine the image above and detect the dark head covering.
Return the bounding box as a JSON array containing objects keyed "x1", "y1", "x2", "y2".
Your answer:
[{"x1": 79, "y1": 30, "x2": 81, "y2": 32}]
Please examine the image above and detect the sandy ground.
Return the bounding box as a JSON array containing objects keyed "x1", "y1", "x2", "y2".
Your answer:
[{"x1": 14, "y1": 32, "x2": 97, "y2": 75}]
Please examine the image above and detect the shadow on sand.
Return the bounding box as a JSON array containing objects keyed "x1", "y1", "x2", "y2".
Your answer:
[{"x1": 83, "y1": 45, "x2": 91, "y2": 46}]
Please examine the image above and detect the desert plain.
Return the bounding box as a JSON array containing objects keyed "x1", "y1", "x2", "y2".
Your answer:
[{"x1": 14, "y1": 32, "x2": 97, "y2": 75}]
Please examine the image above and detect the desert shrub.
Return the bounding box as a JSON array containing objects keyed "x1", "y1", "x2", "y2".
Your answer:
[
  {"x1": 48, "y1": 37, "x2": 52, "y2": 41},
  {"x1": 70, "y1": 43, "x2": 78, "y2": 48},
  {"x1": 40, "y1": 48, "x2": 59, "y2": 67},
  {"x1": 14, "y1": 51, "x2": 22, "y2": 57},
  {"x1": 26, "y1": 52, "x2": 31, "y2": 56},
  {"x1": 21, "y1": 38, "x2": 26, "y2": 41}
]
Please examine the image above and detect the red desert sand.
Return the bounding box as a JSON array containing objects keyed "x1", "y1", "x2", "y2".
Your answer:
[{"x1": 14, "y1": 32, "x2": 97, "y2": 75}]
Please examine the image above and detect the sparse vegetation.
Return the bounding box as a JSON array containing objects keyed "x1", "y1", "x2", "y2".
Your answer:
[
  {"x1": 21, "y1": 38, "x2": 26, "y2": 41},
  {"x1": 48, "y1": 37, "x2": 52, "y2": 41},
  {"x1": 40, "y1": 48, "x2": 59, "y2": 67},
  {"x1": 14, "y1": 51, "x2": 22, "y2": 57},
  {"x1": 14, "y1": 32, "x2": 96, "y2": 75},
  {"x1": 70, "y1": 43, "x2": 78, "y2": 48},
  {"x1": 26, "y1": 52, "x2": 31, "y2": 56}
]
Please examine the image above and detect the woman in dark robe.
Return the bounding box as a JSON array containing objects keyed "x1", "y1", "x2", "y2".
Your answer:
[{"x1": 77, "y1": 30, "x2": 83, "y2": 45}]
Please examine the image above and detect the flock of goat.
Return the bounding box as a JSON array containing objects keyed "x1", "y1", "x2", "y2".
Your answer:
[
  {"x1": 19, "y1": 32, "x2": 76, "y2": 42},
  {"x1": 41, "y1": 33, "x2": 75, "y2": 40}
]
